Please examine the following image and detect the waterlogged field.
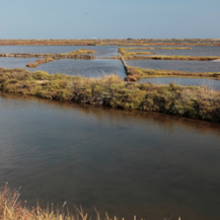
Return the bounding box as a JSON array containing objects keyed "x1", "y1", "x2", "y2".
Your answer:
[
  {"x1": 30, "y1": 59, "x2": 126, "y2": 78},
  {"x1": 126, "y1": 60, "x2": 220, "y2": 73},
  {"x1": 0, "y1": 57, "x2": 126, "y2": 79},
  {"x1": 127, "y1": 46, "x2": 220, "y2": 56},
  {"x1": 139, "y1": 77, "x2": 220, "y2": 90},
  {"x1": 0, "y1": 45, "x2": 119, "y2": 57},
  {"x1": 1, "y1": 94, "x2": 220, "y2": 220},
  {"x1": 1, "y1": 44, "x2": 220, "y2": 220}
]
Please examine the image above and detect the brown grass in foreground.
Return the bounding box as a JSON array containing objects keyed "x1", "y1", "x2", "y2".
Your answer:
[{"x1": 0, "y1": 184, "x2": 182, "y2": 220}]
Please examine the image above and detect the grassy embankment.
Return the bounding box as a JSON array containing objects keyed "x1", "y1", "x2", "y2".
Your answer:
[
  {"x1": 124, "y1": 66, "x2": 220, "y2": 82},
  {"x1": 155, "y1": 47, "x2": 192, "y2": 50},
  {"x1": 118, "y1": 48, "x2": 220, "y2": 61},
  {"x1": 0, "y1": 49, "x2": 96, "y2": 59},
  {"x1": 122, "y1": 47, "x2": 192, "y2": 50},
  {"x1": 1, "y1": 49, "x2": 97, "y2": 68},
  {"x1": 26, "y1": 57, "x2": 54, "y2": 68},
  {"x1": 118, "y1": 48, "x2": 155, "y2": 56},
  {"x1": 0, "y1": 184, "x2": 182, "y2": 220},
  {"x1": 124, "y1": 55, "x2": 220, "y2": 61},
  {"x1": 0, "y1": 68, "x2": 220, "y2": 122}
]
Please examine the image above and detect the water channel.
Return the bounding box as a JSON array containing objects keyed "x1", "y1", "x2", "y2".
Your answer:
[{"x1": 0, "y1": 93, "x2": 220, "y2": 220}]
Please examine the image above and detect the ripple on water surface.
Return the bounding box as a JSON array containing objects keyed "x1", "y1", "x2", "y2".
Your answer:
[{"x1": 0, "y1": 94, "x2": 220, "y2": 220}]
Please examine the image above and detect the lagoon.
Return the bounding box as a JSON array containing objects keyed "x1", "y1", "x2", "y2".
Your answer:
[{"x1": 0, "y1": 94, "x2": 220, "y2": 220}]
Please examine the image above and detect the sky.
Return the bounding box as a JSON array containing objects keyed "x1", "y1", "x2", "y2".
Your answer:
[{"x1": 0, "y1": 0, "x2": 220, "y2": 39}]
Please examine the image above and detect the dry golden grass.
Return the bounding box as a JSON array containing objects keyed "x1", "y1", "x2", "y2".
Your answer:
[
  {"x1": 118, "y1": 48, "x2": 155, "y2": 56},
  {"x1": 123, "y1": 55, "x2": 220, "y2": 61},
  {"x1": 127, "y1": 66, "x2": 220, "y2": 78},
  {"x1": 122, "y1": 47, "x2": 192, "y2": 50},
  {"x1": 26, "y1": 58, "x2": 54, "y2": 68},
  {"x1": 0, "y1": 49, "x2": 96, "y2": 60},
  {"x1": 0, "y1": 38, "x2": 219, "y2": 46},
  {"x1": 0, "y1": 184, "x2": 183, "y2": 220}
]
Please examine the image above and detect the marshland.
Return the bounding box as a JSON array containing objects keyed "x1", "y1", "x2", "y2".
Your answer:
[{"x1": 1, "y1": 39, "x2": 220, "y2": 220}]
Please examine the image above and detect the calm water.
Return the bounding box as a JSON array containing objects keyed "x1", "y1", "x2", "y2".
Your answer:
[
  {"x1": 0, "y1": 46, "x2": 119, "y2": 57},
  {"x1": 126, "y1": 59, "x2": 220, "y2": 73},
  {"x1": 0, "y1": 94, "x2": 220, "y2": 220},
  {"x1": 139, "y1": 77, "x2": 220, "y2": 90},
  {"x1": 0, "y1": 57, "x2": 41, "y2": 69},
  {"x1": 0, "y1": 58, "x2": 126, "y2": 79},
  {"x1": 31, "y1": 59, "x2": 126, "y2": 78},
  {"x1": 127, "y1": 46, "x2": 220, "y2": 56},
  {"x1": 127, "y1": 58, "x2": 220, "y2": 90}
]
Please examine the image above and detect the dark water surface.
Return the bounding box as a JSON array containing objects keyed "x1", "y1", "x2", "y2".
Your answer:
[{"x1": 0, "y1": 94, "x2": 220, "y2": 220}]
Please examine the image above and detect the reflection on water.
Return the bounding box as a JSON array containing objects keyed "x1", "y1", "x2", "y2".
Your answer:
[
  {"x1": 0, "y1": 93, "x2": 220, "y2": 220},
  {"x1": 139, "y1": 77, "x2": 220, "y2": 90},
  {"x1": 0, "y1": 58, "x2": 126, "y2": 79}
]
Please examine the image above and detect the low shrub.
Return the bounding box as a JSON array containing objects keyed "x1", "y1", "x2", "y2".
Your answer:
[
  {"x1": 0, "y1": 68, "x2": 220, "y2": 122},
  {"x1": 32, "y1": 71, "x2": 50, "y2": 80}
]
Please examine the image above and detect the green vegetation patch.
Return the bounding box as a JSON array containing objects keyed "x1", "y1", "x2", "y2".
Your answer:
[
  {"x1": 1, "y1": 68, "x2": 220, "y2": 122},
  {"x1": 126, "y1": 66, "x2": 220, "y2": 78}
]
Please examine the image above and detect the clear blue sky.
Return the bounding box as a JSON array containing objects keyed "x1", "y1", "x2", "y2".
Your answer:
[{"x1": 0, "y1": 0, "x2": 220, "y2": 39}]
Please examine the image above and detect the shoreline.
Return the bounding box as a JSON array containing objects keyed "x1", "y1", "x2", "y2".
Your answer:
[{"x1": 0, "y1": 68, "x2": 220, "y2": 123}]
